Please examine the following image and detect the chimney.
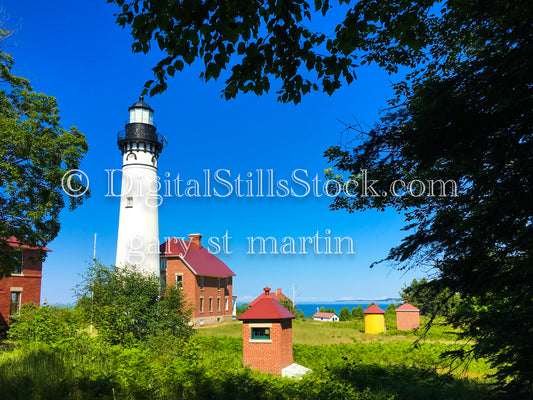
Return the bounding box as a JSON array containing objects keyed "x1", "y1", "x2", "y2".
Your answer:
[
  {"x1": 277, "y1": 288, "x2": 282, "y2": 296},
  {"x1": 188, "y1": 233, "x2": 202, "y2": 248}
]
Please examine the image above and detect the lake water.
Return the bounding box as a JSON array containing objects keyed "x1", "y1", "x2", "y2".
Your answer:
[{"x1": 295, "y1": 302, "x2": 399, "y2": 317}]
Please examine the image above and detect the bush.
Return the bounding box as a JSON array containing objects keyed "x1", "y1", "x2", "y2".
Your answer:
[
  {"x1": 76, "y1": 262, "x2": 192, "y2": 345},
  {"x1": 8, "y1": 303, "x2": 84, "y2": 344}
]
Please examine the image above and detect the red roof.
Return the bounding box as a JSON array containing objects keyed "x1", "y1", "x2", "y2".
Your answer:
[
  {"x1": 313, "y1": 312, "x2": 337, "y2": 319},
  {"x1": 238, "y1": 287, "x2": 296, "y2": 320},
  {"x1": 395, "y1": 301, "x2": 420, "y2": 312},
  {"x1": 160, "y1": 238, "x2": 235, "y2": 278},
  {"x1": 5, "y1": 237, "x2": 51, "y2": 252},
  {"x1": 249, "y1": 287, "x2": 289, "y2": 307},
  {"x1": 363, "y1": 302, "x2": 385, "y2": 314}
]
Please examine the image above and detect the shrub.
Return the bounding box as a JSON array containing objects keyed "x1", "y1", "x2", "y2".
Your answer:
[
  {"x1": 76, "y1": 262, "x2": 192, "y2": 345},
  {"x1": 8, "y1": 303, "x2": 84, "y2": 344}
]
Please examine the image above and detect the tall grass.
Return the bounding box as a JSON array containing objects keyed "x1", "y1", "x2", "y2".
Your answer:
[{"x1": 0, "y1": 333, "x2": 495, "y2": 400}]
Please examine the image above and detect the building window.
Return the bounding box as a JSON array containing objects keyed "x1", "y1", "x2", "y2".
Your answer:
[
  {"x1": 199, "y1": 276, "x2": 204, "y2": 290},
  {"x1": 10, "y1": 291, "x2": 21, "y2": 315},
  {"x1": 176, "y1": 274, "x2": 183, "y2": 289},
  {"x1": 209, "y1": 297, "x2": 213, "y2": 313},
  {"x1": 12, "y1": 251, "x2": 23, "y2": 275},
  {"x1": 225, "y1": 278, "x2": 228, "y2": 289},
  {"x1": 160, "y1": 273, "x2": 166, "y2": 291},
  {"x1": 160, "y1": 258, "x2": 167, "y2": 272},
  {"x1": 225, "y1": 297, "x2": 229, "y2": 311},
  {"x1": 200, "y1": 297, "x2": 204, "y2": 313},
  {"x1": 217, "y1": 297, "x2": 221, "y2": 312},
  {"x1": 251, "y1": 327, "x2": 270, "y2": 340},
  {"x1": 126, "y1": 197, "x2": 133, "y2": 208},
  {"x1": 217, "y1": 278, "x2": 221, "y2": 291}
]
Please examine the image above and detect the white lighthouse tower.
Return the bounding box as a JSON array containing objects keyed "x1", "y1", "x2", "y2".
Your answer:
[{"x1": 115, "y1": 97, "x2": 165, "y2": 275}]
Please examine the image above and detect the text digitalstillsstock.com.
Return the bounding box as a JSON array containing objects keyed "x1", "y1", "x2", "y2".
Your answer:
[{"x1": 104, "y1": 168, "x2": 459, "y2": 203}]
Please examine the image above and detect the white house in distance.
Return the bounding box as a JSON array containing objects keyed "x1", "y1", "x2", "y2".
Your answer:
[{"x1": 312, "y1": 312, "x2": 339, "y2": 322}]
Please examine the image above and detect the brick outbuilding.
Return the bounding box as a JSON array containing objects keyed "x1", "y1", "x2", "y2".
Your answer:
[
  {"x1": 395, "y1": 300, "x2": 420, "y2": 330},
  {"x1": 363, "y1": 302, "x2": 385, "y2": 334},
  {"x1": 238, "y1": 286, "x2": 296, "y2": 375},
  {"x1": 0, "y1": 237, "x2": 50, "y2": 329}
]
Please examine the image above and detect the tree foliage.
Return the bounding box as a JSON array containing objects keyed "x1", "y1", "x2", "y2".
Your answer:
[
  {"x1": 106, "y1": 0, "x2": 435, "y2": 103},
  {"x1": 338, "y1": 306, "x2": 351, "y2": 321},
  {"x1": 325, "y1": 0, "x2": 533, "y2": 394},
  {"x1": 76, "y1": 262, "x2": 192, "y2": 345},
  {"x1": 0, "y1": 29, "x2": 88, "y2": 277},
  {"x1": 399, "y1": 278, "x2": 458, "y2": 317},
  {"x1": 236, "y1": 302, "x2": 249, "y2": 317},
  {"x1": 278, "y1": 296, "x2": 305, "y2": 318},
  {"x1": 351, "y1": 305, "x2": 363, "y2": 319}
]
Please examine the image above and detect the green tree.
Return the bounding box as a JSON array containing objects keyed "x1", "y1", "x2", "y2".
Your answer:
[
  {"x1": 0, "y1": 29, "x2": 88, "y2": 277},
  {"x1": 106, "y1": 0, "x2": 433, "y2": 103},
  {"x1": 76, "y1": 262, "x2": 192, "y2": 345},
  {"x1": 399, "y1": 278, "x2": 458, "y2": 317},
  {"x1": 236, "y1": 303, "x2": 249, "y2": 317},
  {"x1": 319, "y1": 306, "x2": 336, "y2": 314},
  {"x1": 277, "y1": 297, "x2": 305, "y2": 318},
  {"x1": 338, "y1": 306, "x2": 351, "y2": 321},
  {"x1": 351, "y1": 306, "x2": 363, "y2": 319},
  {"x1": 325, "y1": 1, "x2": 533, "y2": 393}
]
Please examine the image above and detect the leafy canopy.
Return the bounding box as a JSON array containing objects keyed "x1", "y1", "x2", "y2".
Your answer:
[
  {"x1": 0, "y1": 29, "x2": 88, "y2": 277},
  {"x1": 325, "y1": 0, "x2": 533, "y2": 393},
  {"x1": 107, "y1": 0, "x2": 436, "y2": 103}
]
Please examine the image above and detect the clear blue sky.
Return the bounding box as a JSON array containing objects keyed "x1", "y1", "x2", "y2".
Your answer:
[{"x1": 3, "y1": 1, "x2": 426, "y2": 304}]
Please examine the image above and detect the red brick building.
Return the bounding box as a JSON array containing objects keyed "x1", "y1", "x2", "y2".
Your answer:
[
  {"x1": 160, "y1": 234, "x2": 236, "y2": 326},
  {"x1": 238, "y1": 286, "x2": 296, "y2": 375},
  {"x1": 0, "y1": 238, "x2": 50, "y2": 329},
  {"x1": 395, "y1": 300, "x2": 420, "y2": 330}
]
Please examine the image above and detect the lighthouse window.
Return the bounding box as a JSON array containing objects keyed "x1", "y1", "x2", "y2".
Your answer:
[
  {"x1": 176, "y1": 274, "x2": 183, "y2": 289},
  {"x1": 251, "y1": 327, "x2": 270, "y2": 340},
  {"x1": 126, "y1": 197, "x2": 133, "y2": 208}
]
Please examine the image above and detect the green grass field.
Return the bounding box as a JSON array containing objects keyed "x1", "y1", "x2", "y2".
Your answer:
[
  {"x1": 0, "y1": 317, "x2": 495, "y2": 399},
  {"x1": 195, "y1": 316, "x2": 464, "y2": 345}
]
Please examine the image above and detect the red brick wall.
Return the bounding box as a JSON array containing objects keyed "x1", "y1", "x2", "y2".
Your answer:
[
  {"x1": 280, "y1": 319, "x2": 293, "y2": 369},
  {"x1": 164, "y1": 258, "x2": 233, "y2": 319},
  {"x1": 0, "y1": 249, "x2": 43, "y2": 327},
  {"x1": 396, "y1": 311, "x2": 420, "y2": 330},
  {"x1": 242, "y1": 319, "x2": 293, "y2": 375}
]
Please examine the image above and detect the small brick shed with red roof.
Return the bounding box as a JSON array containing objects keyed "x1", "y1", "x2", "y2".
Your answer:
[
  {"x1": 0, "y1": 237, "x2": 51, "y2": 329},
  {"x1": 239, "y1": 286, "x2": 296, "y2": 375},
  {"x1": 160, "y1": 234, "x2": 236, "y2": 326},
  {"x1": 395, "y1": 300, "x2": 421, "y2": 330},
  {"x1": 249, "y1": 287, "x2": 292, "y2": 307}
]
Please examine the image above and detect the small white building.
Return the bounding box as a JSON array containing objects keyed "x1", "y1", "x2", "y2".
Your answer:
[{"x1": 312, "y1": 312, "x2": 339, "y2": 322}]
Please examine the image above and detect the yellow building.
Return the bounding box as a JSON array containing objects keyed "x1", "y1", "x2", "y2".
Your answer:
[{"x1": 363, "y1": 303, "x2": 386, "y2": 334}]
